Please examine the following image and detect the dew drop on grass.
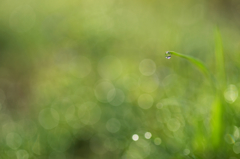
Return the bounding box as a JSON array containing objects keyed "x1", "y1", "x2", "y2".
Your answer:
[{"x1": 165, "y1": 51, "x2": 171, "y2": 59}]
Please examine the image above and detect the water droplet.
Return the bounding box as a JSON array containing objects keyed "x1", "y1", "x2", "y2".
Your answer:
[{"x1": 165, "y1": 51, "x2": 171, "y2": 59}]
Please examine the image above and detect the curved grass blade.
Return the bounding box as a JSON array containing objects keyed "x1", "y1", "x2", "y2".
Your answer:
[
  {"x1": 166, "y1": 50, "x2": 220, "y2": 150},
  {"x1": 166, "y1": 51, "x2": 210, "y2": 80}
]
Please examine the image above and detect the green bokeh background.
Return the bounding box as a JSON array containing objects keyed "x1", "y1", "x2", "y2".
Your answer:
[{"x1": 1, "y1": 0, "x2": 240, "y2": 158}]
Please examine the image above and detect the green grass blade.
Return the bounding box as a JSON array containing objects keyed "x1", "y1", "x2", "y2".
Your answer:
[
  {"x1": 209, "y1": 28, "x2": 225, "y2": 149},
  {"x1": 211, "y1": 95, "x2": 223, "y2": 148},
  {"x1": 166, "y1": 50, "x2": 223, "y2": 149},
  {"x1": 167, "y1": 51, "x2": 210, "y2": 79}
]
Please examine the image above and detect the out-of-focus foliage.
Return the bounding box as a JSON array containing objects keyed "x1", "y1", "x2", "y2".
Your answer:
[{"x1": 1, "y1": 0, "x2": 240, "y2": 158}]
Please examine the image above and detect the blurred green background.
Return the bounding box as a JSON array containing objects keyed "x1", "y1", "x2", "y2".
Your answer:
[{"x1": 1, "y1": 0, "x2": 240, "y2": 158}]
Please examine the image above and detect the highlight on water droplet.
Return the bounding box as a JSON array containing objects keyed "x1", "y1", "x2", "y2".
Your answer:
[{"x1": 165, "y1": 51, "x2": 171, "y2": 59}]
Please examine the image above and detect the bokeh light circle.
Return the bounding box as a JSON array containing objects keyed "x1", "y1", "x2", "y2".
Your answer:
[
  {"x1": 144, "y1": 132, "x2": 152, "y2": 139},
  {"x1": 106, "y1": 118, "x2": 121, "y2": 133},
  {"x1": 138, "y1": 94, "x2": 154, "y2": 109},
  {"x1": 139, "y1": 75, "x2": 159, "y2": 93},
  {"x1": 16, "y1": 149, "x2": 29, "y2": 159},
  {"x1": 38, "y1": 108, "x2": 59, "y2": 130},
  {"x1": 224, "y1": 84, "x2": 238, "y2": 104},
  {"x1": 139, "y1": 59, "x2": 156, "y2": 76},
  {"x1": 95, "y1": 81, "x2": 115, "y2": 103},
  {"x1": 78, "y1": 102, "x2": 101, "y2": 125},
  {"x1": 167, "y1": 118, "x2": 181, "y2": 132},
  {"x1": 6, "y1": 132, "x2": 22, "y2": 150},
  {"x1": 107, "y1": 89, "x2": 125, "y2": 106},
  {"x1": 154, "y1": 138, "x2": 162, "y2": 145},
  {"x1": 132, "y1": 134, "x2": 139, "y2": 141},
  {"x1": 98, "y1": 56, "x2": 122, "y2": 80}
]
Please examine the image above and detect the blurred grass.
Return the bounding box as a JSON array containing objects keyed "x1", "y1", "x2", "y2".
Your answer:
[
  {"x1": 210, "y1": 28, "x2": 225, "y2": 149},
  {"x1": 0, "y1": 0, "x2": 240, "y2": 159}
]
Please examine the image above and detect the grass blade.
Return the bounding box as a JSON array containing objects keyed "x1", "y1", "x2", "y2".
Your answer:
[
  {"x1": 167, "y1": 51, "x2": 210, "y2": 80},
  {"x1": 210, "y1": 28, "x2": 226, "y2": 148},
  {"x1": 211, "y1": 95, "x2": 222, "y2": 148}
]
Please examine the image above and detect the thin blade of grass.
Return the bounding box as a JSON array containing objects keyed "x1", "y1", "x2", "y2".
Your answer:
[
  {"x1": 168, "y1": 51, "x2": 210, "y2": 79},
  {"x1": 167, "y1": 49, "x2": 222, "y2": 149},
  {"x1": 211, "y1": 95, "x2": 222, "y2": 148},
  {"x1": 209, "y1": 28, "x2": 226, "y2": 149}
]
